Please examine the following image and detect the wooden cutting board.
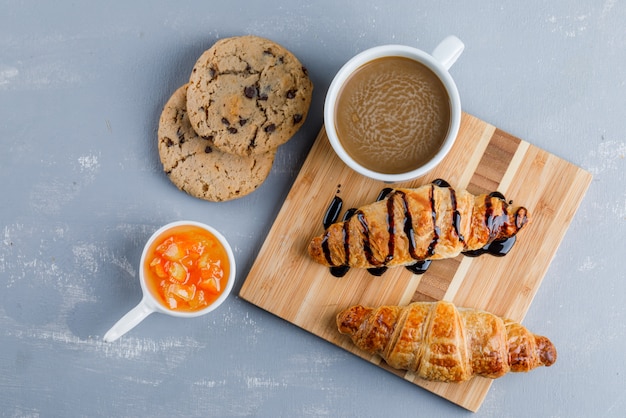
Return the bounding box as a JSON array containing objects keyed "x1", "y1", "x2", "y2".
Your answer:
[{"x1": 239, "y1": 112, "x2": 592, "y2": 412}]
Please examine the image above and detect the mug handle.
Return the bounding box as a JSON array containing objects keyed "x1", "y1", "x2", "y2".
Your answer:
[
  {"x1": 103, "y1": 297, "x2": 155, "y2": 342},
  {"x1": 432, "y1": 36, "x2": 465, "y2": 70}
]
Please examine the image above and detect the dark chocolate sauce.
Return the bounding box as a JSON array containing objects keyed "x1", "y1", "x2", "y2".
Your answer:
[
  {"x1": 486, "y1": 193, "x2": 511, "y2": 240},
  {"x1": 320, "y1": 234, "x2": 333, "y2": 265},
  {"x1": 398, "y1": 190, "x2": 419, "y2": 260},
  {"x1": 343, "y1": 208, "x2": 357, "y2": 220},
  {"x1": 385, "y1": 193, "x2": 396, "y2": 264},
  {"x1": 484, "y1": 194, "x2": 495, "y2": 235},
  {"x1": 377, "y1": 187, "x2": 394, "y2": 201},
  {"x1": 323, "y1": 196, "x2": 343, "y2": 229},
  {"x1": 515, "y1": 207, "x2": 528, "y2": 229},
  {"x1": 405, "y1": 260, "x2": 432, "y2": 275},
  {"x1": 432, "y1": 178, "x2": 451, "y2": 188},
  {"x1": 449, "y1": 188, "x2": 464, "y2": 242},
  {"x1": 426, "y1": 185, "x2": 440, "y2": 257},
  {"x1": 341, "y1": 219, "x2": 350, "y2": 266},
  {"x1": 463, "y1": 235, "x2": 517, "y2": 257},
  {"x1": 357, "y1": 211, "x2": 382, "y2": 266},
  {"x1": 330, "y1": 207, "x2": 358, "y2": 277},
  {"x1": 487, "y1": 236, "x2": 517, "y2": 256},
  {"x1": 323, "y1": 195, "x2": 359, "y2": 277},
  {"x1": 330, "y1": 266, "x2": 350, "y2": 277},
  {"x1": 367, "y1": 266, "x2": 388, "y2": 276},
  {"x1": 488, "y1": 191, "x2": 506, "y2": 201}
]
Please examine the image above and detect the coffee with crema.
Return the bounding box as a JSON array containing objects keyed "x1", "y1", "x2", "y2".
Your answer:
[{"x1": 334, "y1": 56, "x2": 451, "y2": 174}]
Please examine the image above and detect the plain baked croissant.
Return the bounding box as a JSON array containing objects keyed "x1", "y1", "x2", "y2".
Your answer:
[
  {"x1": 308, "y1": 182, "x2": 530, "y2": 270},
  {"x1": 337, "y1": 301, "x2": 556, "y2": 382}
]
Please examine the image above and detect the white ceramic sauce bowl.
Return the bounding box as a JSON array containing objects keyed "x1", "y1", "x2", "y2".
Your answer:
[{"x1": 103, "y1": 220, "x2": 236, "y2": 342}]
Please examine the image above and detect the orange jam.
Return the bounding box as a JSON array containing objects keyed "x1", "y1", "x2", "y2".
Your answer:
[{"x1": 144, "y1": 224, "x2": 230, "y2": 312}]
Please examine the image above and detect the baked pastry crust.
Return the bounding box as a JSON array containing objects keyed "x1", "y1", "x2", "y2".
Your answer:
[
  {"x1": 308, "y1": 183, "x2": 529, "y2": 269},
  {"x1": 337, "y1": 301, "x2": 557, "y2": 382}
]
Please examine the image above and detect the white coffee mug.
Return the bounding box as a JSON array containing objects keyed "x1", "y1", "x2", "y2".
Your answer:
[{"x1": 324, "y1": 36, "x2": 464, "y2": 183}]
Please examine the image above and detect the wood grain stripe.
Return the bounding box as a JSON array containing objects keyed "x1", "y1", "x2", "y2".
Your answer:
[
  {"x1": 412, "y1": 127, "x2": 523, "y2": 302},
  {"x1": 499, "y1": 140, "x2": 530, "y2": 193},
  {"x1": 467, "y1": 128, "x2": 521, "y2": 195},
  {"x1": 456, "y1": 120, "x2": 496, "y2": 188},
  {"x1": 443, "y1": 256, "x2": 474, "y2": 301},
  {"x1": 411, "y1": 256, "x2": 463, "y2": 302}
]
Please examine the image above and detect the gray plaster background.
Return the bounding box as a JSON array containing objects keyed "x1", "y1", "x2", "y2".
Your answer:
[{"x1": 1, "y1": 1, "x2": 625, "y2": 417}]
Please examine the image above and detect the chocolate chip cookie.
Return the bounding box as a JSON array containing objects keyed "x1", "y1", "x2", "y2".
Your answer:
[
  {"x1": 186, "y1": 35, "x2": 313, "y2": 156},
  {"x1": 158, "y1": 84, "x2": 275, "y2": 202}
]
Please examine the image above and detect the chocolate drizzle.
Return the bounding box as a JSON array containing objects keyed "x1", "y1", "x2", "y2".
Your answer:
[
  {"x1": 405, "y1": 260, "x2": 432, "y2": 275},
  {"x1": 450, "y1": 188, "x2": 464, "y2": 242},
  {"x1": 321, "y1": 234, "x2": 333, "y2": 265},
  {"x1": 330, "y1": 265, "x2": 350, "y2": 277},
  {"x1": 397, "y1": 190, "x2": 418, "y2": 260},
  {"x1": 377, "y1": 187, "x2": 394, "y2": 201},
  {"x1": 488, "y1": 191, "x2": 506, "y2": 201},
  {"x1": 432, "y1": 178, "x2": 451, "y2": 188},
  {"x1": 320, "y1": 179, "x2": 520, "y2": 278},
  {"x1": 486, "y1": 192, "x2": 511, "y2": 240},
  {"x1": 357, "y1": 211, "x2": 381, "y2": 266},
  {"x1": 380, "y1": 186, "x2": 395, "y2": 263},
  {"x1": 329, "y1": 207, "x2": 356, "y2": 277},
  {"x1": 515, "y1": 207, "x2": 529, "y2": 229},
  {"x1": 427, "y1": 185, "x2": 440, "y2": 257},
  {"x1": 323, "y1": 196, "x2": 343, "y2": 229},
  {"x1": 484, "y1": 194, "x2": 495, "y2": 238},
  {"x1": 367, "y1": 266, "x2": 388, "y2": 276},
  {"x1": 463, "y1": 235, "x2": 517, "y2": 257},
  {"x1": 343, "y1": 208, "x2": 357, "y2": 220}
]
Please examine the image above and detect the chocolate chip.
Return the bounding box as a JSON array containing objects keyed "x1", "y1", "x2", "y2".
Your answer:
[
  {"x1": 239, "y1": 118, "x2": 248, "y2": 126},
  {"x1": 201, "y1": 135, "x2": 214, "y2": 141},
  {"x1": 209, "y1": 67, "x2": 216, "y2": 78},
  {"x1": 165, "y1": 138, "x2": 174, "y2": 147},
  {"x1": 175, "y1": 109, "x2": 185, "y2": 123},
  {"x1": 244, "y1": 86, "x2": 256, "y2": 99},
  {"x1": 176, "y1": 127, "x2": 185, "y2": 141},
  {"x1": 258, "y1": 85, "x2": 270, "y2": 101},
  {"x1": 205, "y1": 146, "x2": 212, "y2": 153},
  {"x1": 228, "y1": 127, "x2": 238, "y2": 134},
  {"x1": 221, "y1": 117, "x2": 230, "y2": 126},
  {"x1": 293, "y1": 114, "x2": 303, "y2": 124},
  {"x1": 264, "y1": 124, "x2": 276, "y2": 133},
  {"x1": 286, "y1": 89, "x2": 297, "y2": 99},
  {"x1": 302, "y1": 66, "x2": 308, "y2": 76}
]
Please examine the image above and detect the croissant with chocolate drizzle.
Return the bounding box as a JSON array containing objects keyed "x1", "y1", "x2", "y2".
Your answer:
[{"x1": 308, "y1": 181, "x2": 529, "y2": 272}]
